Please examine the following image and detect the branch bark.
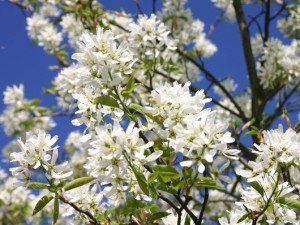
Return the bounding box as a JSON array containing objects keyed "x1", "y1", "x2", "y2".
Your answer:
[{"x1": 233, "y1": 0, "x2": 263, "y2": 127}]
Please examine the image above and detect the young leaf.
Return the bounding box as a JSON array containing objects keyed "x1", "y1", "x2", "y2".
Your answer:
[
  {"x1": 249, "y1": 181, "x2": 264, "y2": 196},
  {"x1": 94, "y1": 95, "x2": 119, "y2": 108},
  {"x1": 131, "y1": 166, "x2": 149, "y2": 196},
  {"x1": 277, "y1": 197, "x2": 300, "y2": 210},
  {"x1": 195, "y1": 177, "x2": 224, "y2": 190},
  {"x1": 53, "y1": 194, "x2": 59, "y2": 224},
  {"x1": 148, "y1": 182, "x2": 158, "y2": 199},
  {"x1": 184, "y1": 215, "x2": 191, "y2": 225},
  {"x1": 121, "y1": 76, "x2": 137, "y2": 97},
  {"x1": 237, "y1": 213, "x2": 251, "y2": 223},
  {"x1": 146, "y1": 211, "x2": 170, "y2": 223},
  {"x1": 33, "y1": 195, "x2": 53, "y2": 215},
  {"x1": 128, "y1": 103, "x2": 145, "y2": 115},
  {"x1": 64, "y1": 177, "x2": 96, "y2": 191},
  {"x1": 27, "y1": 182, "x2": 48, "y2": 190},
  {"x1": 154, "y1": 165, "x2": 180, "y2": 182}
]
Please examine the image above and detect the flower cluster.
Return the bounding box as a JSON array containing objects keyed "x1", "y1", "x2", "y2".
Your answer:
[
  {"x1": 252, "y1": 36, "x2": 300, "y2": 89},
  {"x1": 277, "y1": 5, "x2": 300, "y2": 39},
  {"x1": 85, "y1": 121, "x2": 161, "y2": 204},
  {"x1": 10, "y1": 130, "x2": 72, "y2": 183},
  {"x1": 2, "y1": 0, "x2": 300, "y2": 224},
  {"x1": 211, "y1": 0, "x2": 235, "y2": 21},
  {"x1": 220, "y1": 126, "x2": 300, "y2": 225},
  {"x1": 220, "y1": 175, "x2": 299, "y2": 225},
  {"x1": 26, "y1": 5, "x2": 62, "y2": 53},
  {"x1": 0, "y1": 84, "x2": 55, "y2": 136},
  {"x1": 60, "y1": 14, "x2": 84, "y2": 48},
  {"x1": 160, "y1": 0, "x2": 217, "y2": 57},
  {"x1": 145, "y1": 82, "x2": 239, "y2": 173},
  {"x1": 56, "y1": 27, "x2": 136, "y2": 128}
]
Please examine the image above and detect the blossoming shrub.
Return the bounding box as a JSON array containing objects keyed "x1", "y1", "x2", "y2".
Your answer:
[{"x1": 1, "y1": 0, "x2": 299, "y2": 224}]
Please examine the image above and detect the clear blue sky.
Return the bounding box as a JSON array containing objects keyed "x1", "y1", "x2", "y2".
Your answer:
[{"x1": 0, "y1": 0, "x2": 290, "y2": 163}]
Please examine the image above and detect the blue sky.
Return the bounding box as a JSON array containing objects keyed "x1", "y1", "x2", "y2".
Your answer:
[{"x1": 0, "y1": 0, "x2": 293, "y2": 163}]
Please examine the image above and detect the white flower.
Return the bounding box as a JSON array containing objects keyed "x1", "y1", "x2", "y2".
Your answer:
[
  {"x1": 146, "y1": 82, "x2": 239, "y2": 173},
  {"x1": 0, "y1": 84, "x2": 55, "y2": 136},
  {"x1": 219, "y1": 208, "x2": 252, "y2": 225},
  {"x1": 10, "y1": 130, "x2": 72, "y2": 182},
  {"x1": 128, "y1": 14, "x2": 177, "y2": 60},
  {"x1": 252, "y1": 36, "x2": 300, "y2": 89},
  {"x1": 211, "y1": 0, "x2": 235, "y2": 21},
  {"x1": 63, "y1": 183, "x2": 104, "y2": 218},
  {"x1": 237, "y1": 175, "x2": 298, "y2": 224},
  {"x1": 73, "y1": 27, "x2": 136, "y2": 87},
  {"x1": 26, "y1": 13, "x2": 62, "y2": 53},
  {"x1": 60, "y1": 14, "x2": 84, "y2": 47},
  {"x1": 84, "y1": 121, "x2": 158, "y2": 204},
  {"x1": 3, "y1": 84, "x2": 24, "y2": 106},
  {"x1": 277, "y1": 6, "x2": 300, "y2": 39}
]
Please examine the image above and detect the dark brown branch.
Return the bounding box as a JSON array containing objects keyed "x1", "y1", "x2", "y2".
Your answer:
[
  {"x1": 133, "y1": 0, "x2": 144, "y2": 14},
  {"x1": 264, "y1": 82, "x2": 300, "y2": 128},
  {"x1": 247, "y1": 15, "x2": 264, "y2": 39},
  {"x1": 263, "y1": 0, "x2": 271, "y2": 43},
  {"x1": 247, "y1": 10, "x2": 264, "y2": 29},
  {"x1": 59, "y1": 195, "x2": 101, "y2": 225},
  {"x1": 175, "y1": 196, "x2": 198, "y2": 223},
  {"x1": 177, "y1": 50, "x2": 248, "y2": 121},
  {"x1": 152, "y1": 0, "x2": 156, "y2": 13},
  {"x1": 198, "y1": 170, "x2": 209, "y2": 224},
  {"x1": 233, "y1": 0, "x2": 264, "y2": 132}
]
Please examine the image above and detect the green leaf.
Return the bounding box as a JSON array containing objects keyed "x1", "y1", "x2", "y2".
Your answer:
[
  {"x1": 154, "y1": 165, "x2": 180, "y2": 182},
  {"x1": 156, "y1": 183, "x2": 177, "y2": 195},
  {"x1": 31, "y1": 99, "x2": 40, "y2": 107},
  {"x1": 146, "y1": 211, "x2": 170, "y2": 223},
  {"x1": 249, "y1": 181, "x2": 264, "y2": 196},
  {"x1": 148, "y1": 183, "x2": 158, "y2": 199},
  {"x1": 121, "y1": 76, "x2": 137, "y2": 97},
  {"x1": 132, "y1": 166, "x2": 149, "y2": 196},
  {"x1": 148, "y1": 172, "x2": 159, "y2": 183},
  {"x1": 128, "y1": 103, "x2": 145, "y2": 115},
  {"x1": 195, "y1": 177, "x2": 224, "y2": 190},
  {"x1": 33, "y1": 195, "x2": 53, "y2": 215},
  {"x1": 237, "y1": 213, "x2": 251, "y2": 223},
  {"x1": 53, "y1": 194, "x2": 59, "y2": 224},
  {"x1": 277, "y1": 197, "x2": 300, "y2": 210},
  {"x1": 184, "y1": 215, "x2": 191, "y2": 225},
  {"x1": 94, "y1": 95, "x2": 119, "y2": 108},
  {"x1": 27, "y1": 182, "x2": 48, "y2": 190},
  {"x1": 64, "y1": 177, "x2": 96, "y2": 191}
]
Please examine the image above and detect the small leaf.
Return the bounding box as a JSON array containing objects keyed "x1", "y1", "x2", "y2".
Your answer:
[
  {"x1": 132, "y1": 166, "x2": 149, "y2": 196},
  {"x1": 277, "y1": 197, "x2": 300, "y2": 210},
  {"x1": 184, "y1": 215, "x2": 191, "y2": 225},
  {"x1": 237, "y1": 213, "x2": 251, "y2": 223},
  {"x1": 64, "y1": 177, "x2": 96, "y2": 191},
  {"x1": 154, "y1": 165, "x2": 180, "y2": 182},
  {"x1": 53, "y1": 194, "x2": 59, "y2": 224},
  {"x1": 195, "y1": 177, "x2": 224, "y2": 190},
  {"x1": 156, "y1": 183, "x2": 177, "y2": 195},
  {"x1": 27, "y1": 182, "x2": 48, "y2": 190},
  {"x1": 33, "y1": 195, "x2": 53, "y2": 215},
  {"x1": 249, "y1": 181, "x2": 264, "y2": 196},
  {"x1": 128, "y1": 103, "x2": 145, "y2": 115},
  {"x1": 148, "y1": 183, "x2": 158, "y2": 199},
  {"x1": 148, "y1": 172, "x2": 159, "y2": 183},
  {"x1": 121, "y1": 76, "x2": 137, "y2": 97},
  {"x1": 146, "y1": 211, "x2": 170, "y2": 223},
  {"x1": 31, "y1": 99, "x2": 40, "y2": 107},
  {"x1": 94, "y1": 95, "x2": 119, "y2": 108}
]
